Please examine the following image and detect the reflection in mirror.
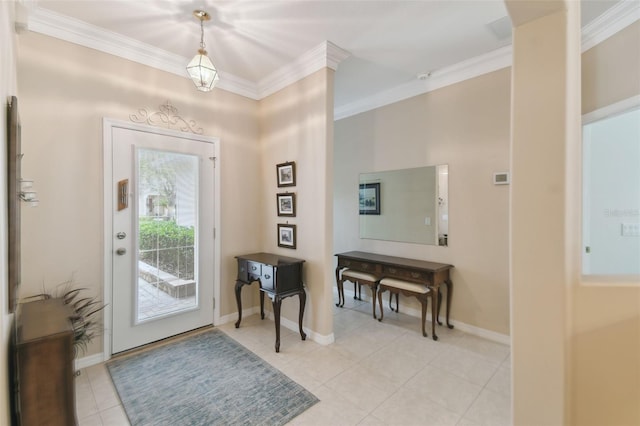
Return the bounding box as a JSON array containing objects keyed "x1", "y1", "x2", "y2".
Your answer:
[{"x1": 359, "y1": 165, "x2": 448, "y2": 246}]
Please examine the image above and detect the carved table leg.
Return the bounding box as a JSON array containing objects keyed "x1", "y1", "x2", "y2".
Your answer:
[
  {"x1": 430, "y1": 293, "x2": 438, "y2": 340},
  {"x1": 234, "y1": 280, "x2": 244, "y2": 328},
  {"x1": 335, "y1": 267, "x2": 344, "y2": 307},
  {"x1": 445, "y1": 279, "x2": 454, "y2": 329},
  {"x1": 432, "y1": 286, "x2": 441, "y2": 340},
  {"x1": 371, "y1": 284, "x2": 377, "y2": 319},
  {"x1": 298, "y1": 290, "x2": 307, "y2": 341},
  {"x1": 420, "y1": 295, "x2": 428, "y2": 338},
  {"x1": 436, "y1": 288, "x2": 443, "y2": 326},
  {"x1": 260, "y1": 290, "x2": 265, "y2": 320},
  {"x1": 377, "y1": 287, "x2": 385, "y2": 322},
  {"x1": 273, "y1": 296, "x2": 282, "y2": 353}
]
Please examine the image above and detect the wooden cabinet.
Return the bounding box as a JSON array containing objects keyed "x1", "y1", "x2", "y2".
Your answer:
[{"x1": 13, "y1": 298, "x2": 77, "y2": 426}]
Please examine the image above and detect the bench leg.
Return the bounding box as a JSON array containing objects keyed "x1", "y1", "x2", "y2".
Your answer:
[
  {"x1": 388, "y1": 292, "x2": 399, "y2": 312},
  {"x1": 377, "y1": 287, "x2": 385, "y2": 322},
  {"x1": 430, "y1": 294, "x2": 438, "y2": 341},
  {"x1": 370, "y1": 284, "x2": 377, "y2": 319}
]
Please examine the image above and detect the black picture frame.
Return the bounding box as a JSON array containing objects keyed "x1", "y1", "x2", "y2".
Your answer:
[
  {"x1": 359, "y1": 182, "x2": 380, "y2": 215},
  {"x1": 7, "y1": 96, "x2": 21, "y2": 313},
  {"x1": 277, "y1": 224, "x2": 297, "y2": 249},
  {"x1": 276, "y1": 192, "x2": 296, "y2": 217},
  {"x1": 276, "y1": 161, "x2": 296, "y2": 187}
]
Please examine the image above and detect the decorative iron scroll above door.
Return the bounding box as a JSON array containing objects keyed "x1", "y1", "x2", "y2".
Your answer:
[{"x1": 129, "y1": 101, "x2": 203, "y2": 135}]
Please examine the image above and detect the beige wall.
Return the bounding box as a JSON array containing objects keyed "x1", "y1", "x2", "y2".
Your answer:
[
  {"x1": 582, "y1": 21, "x2": 640, "y2": 115},
  {"x1": 259, "y1": 69, "x2": 335, "y2": 338},
  {"x1": 17, "y1": 31, "x2": 261, "y2": 356},
  {"x1": 509, "y1": 4, "x2": 581, "y2": 424},
  {"x1": 572, "y1": 21, "x2": 640, "y2": 426},
  {"x1": 334, "y1": 68, "x2": 511, "y2": 335},
  {"x1": 1, "y1": 2, "x2": 18, "y2": 424}
]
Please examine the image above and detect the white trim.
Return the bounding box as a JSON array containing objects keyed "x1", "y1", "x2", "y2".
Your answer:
[
  {"x1": 335, "y1": 45, "x2": 512, "y2": 120},
  {"x1": 582, "y1": 94, "x2": 640, "y2": 124},
  {"x1": 218, "y1": 307, "x2": 335, "y2": 346},
  {"x1": 279, "y1": 314, "x2": 335, "y2": 346},
  {"x1": 218, "y1": 306, "x2": 262, "y2": 326},
  {"x1": 339, "y1": 288, "x2": 510, "y2": 346},
  {"x1": 336, "y1": 2, "x2": 639, "y2": 120},
  {"x1": 75, "y1": 352, "x2": 105, "y2": 371},
  {"x1": 582, "y1": 0, "x2": 640, "y2": 52},
  {"x1": 258, "y1": 41, "x2": 349, "y2": 99},
  {"x1": 102, "y1": 117, "x2": 221, "y2": 359},
  {"x1": 25, "y1": 7, "x2": 350, "y2": 102},
  {"x1": 28, "y1": 8, "x2": 189, "y2": 79},
  {"x1": 26, "y1": 3, "x2": 638, "y2": 112}
]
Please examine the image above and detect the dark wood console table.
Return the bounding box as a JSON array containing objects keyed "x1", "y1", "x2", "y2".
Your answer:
[
  {"x1": 335, "y1": 251, "x2": 453, "y2": 340},
  {"x1": 234, "y1": 252, "x2": 306, "y2": 352},
  {"x1": 13, "y1": 298, "x2": 77, "y2": 426}
]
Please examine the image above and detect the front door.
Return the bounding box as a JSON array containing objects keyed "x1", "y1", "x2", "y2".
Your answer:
[{"x1": 107, "y1": 121, "x2": 216, "y2": 354}]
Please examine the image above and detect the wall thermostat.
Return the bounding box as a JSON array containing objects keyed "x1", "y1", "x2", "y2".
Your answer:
[{"x1": 493, "y1": 172, "x2": 510, "y2": 185}]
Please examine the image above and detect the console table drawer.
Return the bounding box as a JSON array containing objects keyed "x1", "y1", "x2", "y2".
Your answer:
[
  {"x1": 260, "y1": 265, "x2": 274, "y2": 291},
  {"x1": 382, "y1": 265, "x2": 431, "y2": 283},
  {"x1": 238, "y1": 260, "x2": 263, "y2": 281},
  {"x1": 338, "y1": 259, "x2": 377, "y2": 273}
]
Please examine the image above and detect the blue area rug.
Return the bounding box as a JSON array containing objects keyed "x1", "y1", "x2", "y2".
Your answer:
[{"x1": 107, "y1": 329, "x2": 318, "y2": 425}]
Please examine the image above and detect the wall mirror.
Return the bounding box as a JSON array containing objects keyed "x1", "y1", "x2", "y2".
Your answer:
[{"x1": 359, "y1": 164, "x2": 448, "y2": 246}]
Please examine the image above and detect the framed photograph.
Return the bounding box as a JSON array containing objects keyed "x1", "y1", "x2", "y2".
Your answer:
[
  {"x1": 276, "y1": 192, "x2": 296, "y2": 217},
  {"x1": 359, "y1": 182, "x2": 380, "y2": 215},
  {"x1": 277, "y1": 223, "x2": 297, "y2": 249},
  {"x1": 276, "y1": 161, "x2": 296, "y2": 187}
]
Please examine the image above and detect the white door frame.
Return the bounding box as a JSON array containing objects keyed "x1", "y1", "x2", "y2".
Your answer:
[{"x1": 102, "y1": 117, "x2": 221, "y2": 360}]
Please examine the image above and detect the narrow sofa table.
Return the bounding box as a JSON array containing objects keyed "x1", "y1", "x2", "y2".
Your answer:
[
  {"x1": 234, "y1": 252, "x2": 306, "y2": 352},
  {"x1": 335, "y1": 251, "x2": 454, "y2": 340}
]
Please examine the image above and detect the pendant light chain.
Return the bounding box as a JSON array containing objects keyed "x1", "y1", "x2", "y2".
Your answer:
[{"x1": 200, "y1": 17, "x2": 206, "y2": 50}]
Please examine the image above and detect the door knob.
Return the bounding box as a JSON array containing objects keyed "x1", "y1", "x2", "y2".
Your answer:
[{"x1": 116, "y1": 248, "x2": 127, "y2": 256}]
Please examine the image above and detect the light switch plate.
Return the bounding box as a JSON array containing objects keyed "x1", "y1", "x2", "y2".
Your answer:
[{"x1": 493, "y1": 172, "x2": 510, "y2": 185}]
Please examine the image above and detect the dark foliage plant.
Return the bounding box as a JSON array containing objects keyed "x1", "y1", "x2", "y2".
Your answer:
[
  {"x1": 25, "y1": 280, "x2": 106, "y2": 358},
  {"x1": 138, "y1": 219, "x2": 195, "y2": 280}
]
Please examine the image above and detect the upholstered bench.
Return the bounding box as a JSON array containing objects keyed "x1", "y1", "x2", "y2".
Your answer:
[
  {"x1": 377, "y1": 277, "x2": 436, "y2": 339},
  {"x1": 336, "y1": 269, "x2": 380, "y2": 318}
]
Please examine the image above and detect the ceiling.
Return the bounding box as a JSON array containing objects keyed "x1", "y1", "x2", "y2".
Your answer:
[{"x1": 22, "y1": 0, "x2": 627, "y2": 117}]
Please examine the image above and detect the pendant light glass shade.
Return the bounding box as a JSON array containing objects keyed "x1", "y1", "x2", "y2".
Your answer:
[
  {"x1": 187, "y1": 10, "x2": 219, "y2": 92},
  {"x1": 187, "y1": 48, "x2": 219, "y2": 92}
]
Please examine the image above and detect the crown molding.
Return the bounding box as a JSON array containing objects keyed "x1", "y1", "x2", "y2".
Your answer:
[
  {"x1": 257, "y1": 41, "x2": 350, "y2": 99},
  {"x1": 24, "y1": 7, "x2": 349, "y2": 101},
  {"x1": 582, "y1": 0, "x2": 640, "y2": 52},
  {"x1": 26, "y1": 7, "x2": 261, "y2": 99},
  {"x1": 23, "y1": 3, "x2": 638, "y2": 112},
  {"x1": 27, "y1": 7, "x2": 191, "y2": 80},
  {"x1": 335, "y1": 45, "x2": 512, "y2": 120},
  {"x1": 336, "y1": 2, "x2": 639, "y2": 120}
]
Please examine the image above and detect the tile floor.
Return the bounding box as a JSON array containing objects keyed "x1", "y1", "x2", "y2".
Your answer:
[{"x1": 76, "y1": 295, "x2": 511, "y2": 426}]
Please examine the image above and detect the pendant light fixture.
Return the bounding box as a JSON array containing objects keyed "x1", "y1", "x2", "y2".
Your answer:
[{"x1": 186, "y1": 10, "x2": 219, "y2": 92}]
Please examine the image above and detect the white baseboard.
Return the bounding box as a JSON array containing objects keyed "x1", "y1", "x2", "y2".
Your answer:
[
  {"x1": 340, "y1": 288, "x2": 511, "y2": 346},
  {"x1": 218, "y1": 306, "x2": 261, "y2": 326},
  {"x1": 75, "y1": 352, "x2": 105, "y2": 371},
  {"x1": 218, "y1": 307, "x2": 335, "y2": 346}
]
